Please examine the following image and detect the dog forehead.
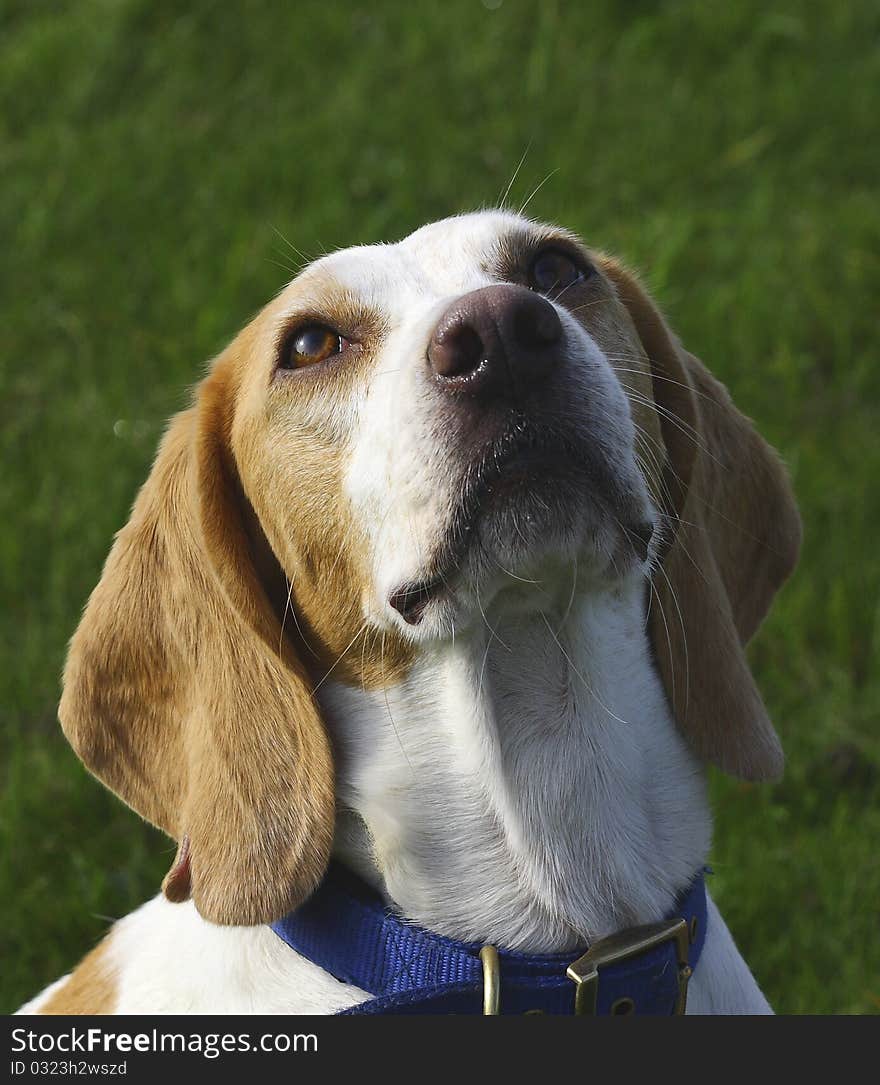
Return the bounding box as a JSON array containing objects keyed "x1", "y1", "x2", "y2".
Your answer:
[
  {"x1": 397, "y1": 209, "x2": 527, "y2": 269},
  {"x1": 293, "y1": 210, "x2": 532, "y2": 306}
]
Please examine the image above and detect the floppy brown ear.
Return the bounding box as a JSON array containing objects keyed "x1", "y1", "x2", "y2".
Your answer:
[
  {"x1": 58, "y1": 349, "x2": 335, "y2": 925},
  {"x1": 601, "y1": 259, "x2": 801, "y2": 781}
]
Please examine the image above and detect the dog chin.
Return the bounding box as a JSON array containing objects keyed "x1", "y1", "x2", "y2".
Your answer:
[{"x1": 386, "y1": 488, "x2": 652, "y2": 636}]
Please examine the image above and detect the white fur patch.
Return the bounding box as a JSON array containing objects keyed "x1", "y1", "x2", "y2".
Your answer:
[{"x1": 107, "y1": 896, "x2": 369, "y2": 1015}]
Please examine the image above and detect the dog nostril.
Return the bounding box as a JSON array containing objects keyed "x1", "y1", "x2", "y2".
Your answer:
[
  {"x1": 512, "y1": 298, "x2": 562, "y2": 351},
  {"x1": 429, "y1": 324, "x2": 485, "y2": 379}
]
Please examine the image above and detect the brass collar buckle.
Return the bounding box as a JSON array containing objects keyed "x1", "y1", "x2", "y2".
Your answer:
[
  {"x1": 565, "y1": 918, "x2": 692, "y2": 1016},
  {"x1": 480, "y1": 918, "x2": 692, "y2": 1016}
]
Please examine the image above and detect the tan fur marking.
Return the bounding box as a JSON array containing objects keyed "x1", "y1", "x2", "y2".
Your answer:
[
  {"x1": 230, "y1": 278, "x2": 415, "y2": 689},
  {"x1": 37, "y1": 939, "x2": 117, "y2": 1015}
]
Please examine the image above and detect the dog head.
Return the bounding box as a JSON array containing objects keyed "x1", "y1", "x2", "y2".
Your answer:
[{"x1": 59, "y1": 211, "x2": 801, "y2": 925}]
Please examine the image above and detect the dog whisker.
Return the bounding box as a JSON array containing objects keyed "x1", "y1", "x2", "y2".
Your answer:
[{"x1": 497, "y1": 142, "x2": 532, "y2": 210}]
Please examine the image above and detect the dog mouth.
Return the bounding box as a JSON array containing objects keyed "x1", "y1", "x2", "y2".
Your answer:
[{"x1": 388, "y1": 419, "x2": 649, "y2": 625}]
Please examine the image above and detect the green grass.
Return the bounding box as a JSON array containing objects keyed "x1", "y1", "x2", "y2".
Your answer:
[{"x1": 2, "y1": 0, "x2": 878, "y2": 1014}]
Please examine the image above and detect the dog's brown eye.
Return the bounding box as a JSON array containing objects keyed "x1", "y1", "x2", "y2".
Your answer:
[
  {"x1": 281, "y1": 324, "x2": 344, "y2": 369},
  {"x1": 529, "y1": 248, "x2": 590, "y2": 294}
]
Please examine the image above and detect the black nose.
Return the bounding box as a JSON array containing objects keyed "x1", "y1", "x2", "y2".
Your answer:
[{"x1": 427, "y1": 285, "x2": 562, "y2": 399}]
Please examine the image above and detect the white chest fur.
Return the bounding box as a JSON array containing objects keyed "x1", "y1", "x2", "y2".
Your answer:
[{"x1": 323, "y1": 579, "x2": 711, "y2": 951}]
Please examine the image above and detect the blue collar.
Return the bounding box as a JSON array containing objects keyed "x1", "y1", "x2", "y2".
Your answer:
[{"x1": 271, "y1": 864, "x2": 708, "y2": 1015}]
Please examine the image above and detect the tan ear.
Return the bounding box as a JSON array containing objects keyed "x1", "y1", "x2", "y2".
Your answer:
[
  {"x1": 58, "y1": 352, "x2": 335, "y2": 925},
  {"x1": 601, "y1": 259, "x2": 802, "y2": 781}
]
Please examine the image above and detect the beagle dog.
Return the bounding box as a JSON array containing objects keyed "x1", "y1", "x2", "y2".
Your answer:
[{"x1": 19, "y1": 210, "x2": 800, "y2": 1015}]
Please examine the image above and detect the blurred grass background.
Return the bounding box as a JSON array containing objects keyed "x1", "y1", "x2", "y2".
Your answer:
[{"x1": 2, "y1": 0, "x2": 878, "y2": 1014}]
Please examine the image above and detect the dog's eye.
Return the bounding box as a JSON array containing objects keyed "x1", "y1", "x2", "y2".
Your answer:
[
  {"x1": 528, "y1": 248, "x2": 591, "y2": 295},
  {"x1": 280, "y1": 324, "x2": 345, "y2": 369}
]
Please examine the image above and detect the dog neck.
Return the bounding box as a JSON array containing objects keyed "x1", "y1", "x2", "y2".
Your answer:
[{"x1": 320, "y1": 575, "x2": 711, "y2": 953}]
